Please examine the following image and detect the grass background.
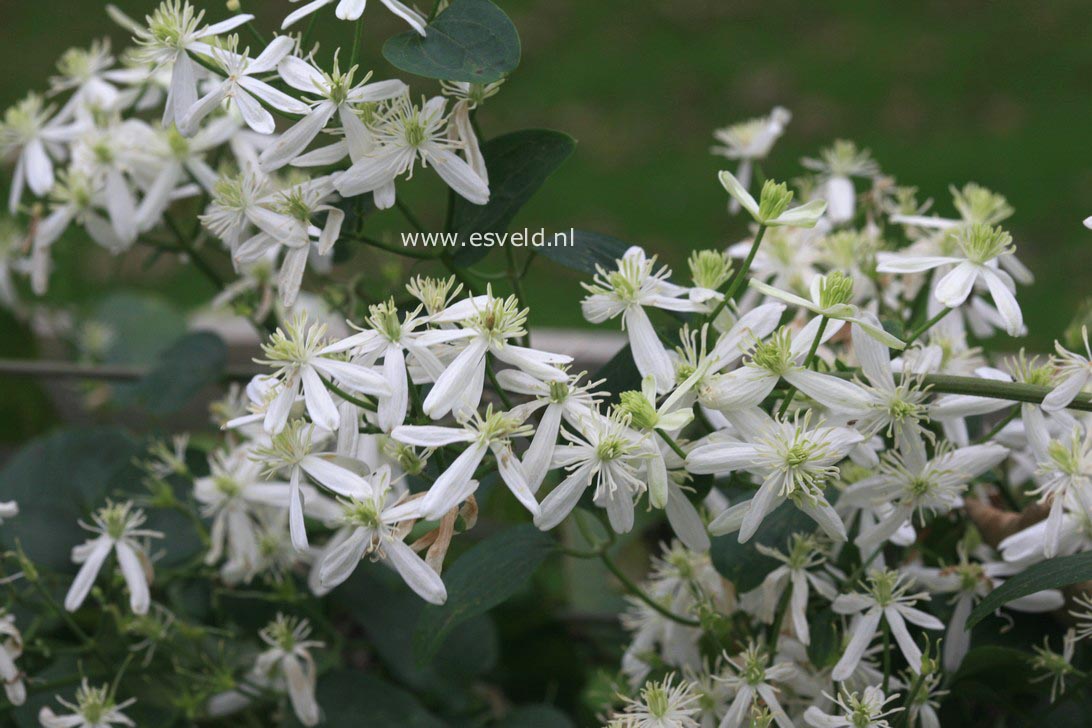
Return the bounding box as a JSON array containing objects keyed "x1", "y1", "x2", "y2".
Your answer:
[{"x1": 2, "y1": 0, "x2": 1090, "y2": 344}]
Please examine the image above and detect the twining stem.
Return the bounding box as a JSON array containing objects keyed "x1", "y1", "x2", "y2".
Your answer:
[
  {"x1": 486, "y1": 354, "x2": 515, "y2": 410},
  {"x1": 353, "y1": 233, "x2": 440, "y2": 260},
  {"x1": 598, "y1": 552, "x2": 701, "y2": 627},
  {"x1": 974, "y1": 405, "x2": 1020, "y2": 444},
  {"x1": 162, "y1": 213, "x2": 224, "y2": 289},
  {"x1": 905, "y1": 307, "x2": 953, "y2": 345},
  {"x1": 882, "y1": 620, "x2": 892, "y2": 691},
  {"x1": 319, "y1": 374, "x2": 378, "y2": 412},
  {"x1": 895, "y1": 671, "x2": 928, "y2": 728},
  {"x1": 0, "y1": 358, "x2": 260, "y2": 381},
  {"x1": 349, "y1": 17, "x2": 364, "y2": 69},
  {"x1": 767, "y1": 587, "x2": 791, "y2": 664},
  {"x1": 844, "y1": 545, "x2": 883, "y2": 589},
  {"x1": 395, "y1": 199, "x2": 428, "y2": 234},
  {"x1": 778, "y1": 315, "x2": 828, "y2": 417},
  {"x1": 505, "y1": 244, "x2": 531, "y2": 347},
  {"x1": 655, "y1": 428, "x2": 688, "y2": 460},
  {"x1": 705, "y1": 224, "x2": 768, "y2": 323}
]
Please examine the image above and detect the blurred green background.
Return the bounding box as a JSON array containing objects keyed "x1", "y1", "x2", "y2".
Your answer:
[{"x1": 2, "y1": 0, "x2": 1090, "y2": 348}]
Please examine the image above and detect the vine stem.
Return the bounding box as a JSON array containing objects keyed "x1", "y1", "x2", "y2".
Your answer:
[
  {"x1": 598, "y1": 552, "x2": 701, "y2": 627},
  {"x1": 705, "y1": 224, "x2": 767, "y2": 324},
  {"x1": 777, "y1": 315, "x2": 828, "y2": 417},
  {"x1": 766, "y1": 587, "x2": 791, "y2": 664},
  {"x1": 319, "y1": 375, "x2": 378, "y2": 412},
  {"x1": 655, "y1": 428, "x2": 688, "y2": 460},
  {"x1": 974, "y1": 405, "x2": 1020, "y2": 444},
  {"x1": 505, "y1": 244, "x2": 531, "y2": 347},
  {"x1": 905, "y1": 306, "x2": 953, "y2": 345},
  {"x1": 881, "y1": 620, "x2": 892, "y2": 691}
]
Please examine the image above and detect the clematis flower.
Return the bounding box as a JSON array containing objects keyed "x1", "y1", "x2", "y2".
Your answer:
[
  {"x1": 611, "y1": 673, "x2": 701, "y2": 728},
  {"x1": 1027, "y1": 425, "x2": 1092, "y2": 558},
  {"x1": 335, "y1": 94, "x2": 490, "y2": 208},
  {"x1": 876, "y1": 223, "x2": 1024, "y2": 336},
  {"x1": 739, "y1": 534, "x2": 837, "y2": 646},
  {"x1": 1029, "y1": 629, "x2": 1078, "y2": 703},
  {"x1": 64, "y1": 501, "x2": 163, "y2": 616},
  {"x1": 715, "y1": 642, "x2": 796, "y2": 728},
  {"x1": 0, "y1": 94, "x2": 85, "y2": 213},
  {"x1": 129, "y1": 0, "x2": 254, "y2": 127},
  {"x1": 259, "y1": 54, "x2": 408, "y2": 172},
  {"x1": 800, "y1": 139, "x2": 880, "y2": 224},
  {"x1": 179, "y1": 35, "x2": 310, "y2": 136},
  {"x1": 39, "y1": 680, "x2": 137, "y2": 728},
  {"x1": 582, "y1": 246, "x2": 705, "y2": 393},
  {"x1": 394, "y1": 406, "x2": 537, "y2": 520},
  {"x1": 282, "y1": 0, "x2": 428, "y2": 36},
  {"x1": 718, "y1": 171, "x2": 828, "y2": 228},
  {"x1": 1043, "y1": 326, "x2": 1091, "y2": 412},
  {"x1": 711, "y1": 106, "x2": 791, "y2": 214},
  {"x1": 255, "y1": 615, "x2": 324, "y2": 726},
  {"x1": 0, "y1": 610, "x2": 25, "y2": 706},
  {"x1": 830, "y1": 568, "x2": 943, "y2": 681},
  {"x1": 690, "y1": 410, "x2": 862, "y2": 542},
  {"x1": 252, "y1": 313, "x2": 391, "y2": 434},
  {"x1": 803, "y1": 686, "x2": 902, "y2": 728}
]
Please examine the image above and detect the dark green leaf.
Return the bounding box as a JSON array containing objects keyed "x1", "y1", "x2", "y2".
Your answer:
[
  {"x1": 591, "y1": 344, "x2": 641, "y2": 405},
  {"x1": 806, "y1": 607, "x2": 841, "y2": 669},
  {"x1": 0, "y1": 309, "x2": 56, "y2": 442},
  {"x1": 382, "y1": 0, "x2": 520, "y2": 83},
  {"x1": 413, "y1": 524, "x2": 555, "y2": 664},
  {"x1": 710, "y1": 500, "x2": 814, "y2": 592},
  {"x1": 0, "y1": 428, "x2": 142, "y2": 570},
  {"x1": 451, "y1": 129, "x2": 576, "y2": 266},
  {"x1": 91, "y1": 292, "x2": 188, "y2": 366},
  {"x1": 122, "y1": 332, "x2": 227, "y2": 415},
  {"x1": 967, "y1": 551, "x2": 1092, "y2": 628},
  {"x1": 536, "y1": 230, "x2": 632, "y2": 275},
  {"x1": 283, "y1": 670, "x2": 446, "y2": 728}
]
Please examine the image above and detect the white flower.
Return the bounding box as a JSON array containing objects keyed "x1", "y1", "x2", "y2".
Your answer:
[
  {"x1": 39, "y1": 680, "x2": 136, "y2": 728},
  {"x1": 611, "y1": 673, "x2": 701, "y2": 728},
  {"x1": 1030, "y1": 629, "x2": 1078, "y2": 703},
  {"x1": 498, "y1": 368, "x2": 600, "y2": 491},
  {"x1": 740, "y1": 534, "x2": 837, "y2": 646},
  {"x1": 253, "y1": 313, "x2": 391, "y2": 434},
  {"x1": 803, "y1": 686, "x2": 901, "y2": 728},
  {"x1": 907, "y1": 548, "x2": 1063, "y2": 671},
  {"x1": 691, "y1": 411, "x2": 862, "y2": 542},
  {"x1": 843, "y1": 442, "x2": 1008, "y2": 554},
  {"x1": 719, "y1": 171, "x2": 827, "y2": 229},
  {"x1": 394, "y1": 406, "x2": 537, "y2": 520},
  {"x1": 282, "y1": 0, "x2": 427, "y2": 36},
  {"x1": 876, "y1": 223, "x2": 1024, "y2": 336},
  {"x1": 1043, "y1": 326, "x2": 1091, "y2": 412},
  {"x1": 419, "y1": 290, "x2": 571, "y2": 419},
  {"x1": 715, "y1": 642, "x2": 796, "y2": 728},
  {"x1": 335, "y1": 94, "x2": 490, "y2": 208},
  {"x1": 800, "y1": 140, "x2": 880, "y2": 224},
  {"x1": 256, "y1": 614, "x2": 324, "y2": 726},
  {"x1": 64, "y1": 500, "x2": 163, "y2": 616},
  {"x1": 0, "y1": 93, "x2": 84, "y2": 213},
  {"x1": 320, "y1": 299, "x2": 468, "y2": 431},
  {"x1": 0, "y1": 610, "x2": 25, "y2": 706},
  {"x1": 260, "y1": 54, "x2": 407, "y2": 172},
  {"x1": 314, "y1": 468, "x2": 447, "y2": 603},
  {"x1": 535, "y1": 408, "x2": 649, "y2": 533},
  {"x1": 830, "y1": 568, "x2": 943, "y2": 681},
  {"x1": 749, "y1": 273, "x2": 905, "y2": 349},
  {"x1": 0, "y1": 500, "x2": 16, "y2": 523},
  {"x1": 179, "y1": 35, "x2": 310, "y2": 136},
  {"x1": 582, "y1": 246, "x2": 705, "y2": 393},
  {"x1": 1028, "y1": 425, "x2": 1092, "y2": 558},
  {"x1": 129, "y1": 0, "x2": 255, "y2": 126},
  {"x1": 617, "y1": 375, "x2": 694, "y2": 509},
  {"x1": 711, "y1": 107, "x2": 791, "y2": 214},
  {"x1": 253, "y1": 420, "x2": 377, "y2": 551},
  {"x1": 50, "y1": 39, "x2": 126, "y2": 116}
]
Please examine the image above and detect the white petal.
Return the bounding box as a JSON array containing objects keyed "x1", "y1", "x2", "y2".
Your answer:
[
  {"x1": 383, "y1": 537, "x2": 447, "y2": 604},
  {"x1": 115, "y1": 541, "x2": 151, "y2": 615},
  {"x1": 64, "y1": 538, "x2": 112, "y2": 611}
]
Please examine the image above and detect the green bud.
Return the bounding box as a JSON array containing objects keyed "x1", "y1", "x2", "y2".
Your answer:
[
  {"x1": 954, "y1": 223, "x2": 1014, "y2": 264},
  {"x1": 688, "y1": 249, "x2": 733, "y2": 290},
  {"x1": 818, "y1": 271, "x2": 855, "y2": 309},
  {"x1": 617, "y1": 390, "x2": 659, "y2": 430},
  {"x1": 757, "y1": 180, "x2": 794, "y2": 222}
]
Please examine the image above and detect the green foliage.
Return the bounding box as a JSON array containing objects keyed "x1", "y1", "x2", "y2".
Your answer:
[
  {"x1": 537, "y1": 230, "x2": 632, "y2": 276},
  {"x1": 710, "y1": 501, "x2": 813, "y2": 592},
  {"x1": 0, "y1": 427, "x2": 142, "y2": 570},
  {"x1": 283, "y1": 670, "x2": 446, "y2": 728},
  {"x1": 413, "y1": 525, "x2": 555, "y2": 664},
  {"x1": 383, "y1": 0, "x2": 520, "y2": 83},
  {"x1": 121, "y1": 332, "x2": 227, "y2": 415},
  {"x1": 968, "y1": 551, "x2": 1092, "y2": 628}
]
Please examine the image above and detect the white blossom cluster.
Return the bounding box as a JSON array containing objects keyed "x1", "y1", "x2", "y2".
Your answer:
[{"x1": 1, "y1": 2, "x2": 1091, "y2": 727}]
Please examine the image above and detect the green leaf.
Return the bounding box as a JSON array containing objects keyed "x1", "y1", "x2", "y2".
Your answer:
[
  {"x1": 413, "y1": 524, "x2": 555, "y2": 664},
  {"x1": 0, "y1": 309, "x2": 56, "y2": 442},
  {"x1": 451, "y1": 129, "x2": 576, "y2": 266},
  {"x1": 591, "y1": 344, "x2": 642, "y2": 405},
  {"x1": 536, "y1": 230, "x2": 632, "y2": 276},
  {"x1": 0, "y1": 428, "x2": 142, "y2": 570},
  {"x1": 710, "y1": 500, "x2": 814, "y2": 592},
  {"x1": 122, "y1": 331, "x2": 227, "y2": 415},
  {"x1": 967, "y1": 551, "x2": 1092, "y2": 628},
  {"x1": 91, "y1": 292, "x2": 188, "y2": 366},
  {"x1": 382, "y1": 0, "x2": 520, "y2": 83},
  {"x1": 283, "y1": 670, "x2": 446, "y2": 728}
]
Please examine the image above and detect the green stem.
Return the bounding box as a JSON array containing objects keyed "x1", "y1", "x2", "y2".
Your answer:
[
  {"x1": 395, "y1": 199, "x2": 428, "y2": 234},
  {"x1": 844, "y1": 546, "x2": 883, "y2": 588},
  {"x1": 486, "y1": 355, "x2": 515, "y2": 410},
  {"x1": 895, "y1": 671, "x2": 927, "y2": 728},
  {"x1": 767, "y1": 587, "x2": 791, "y2": 663},
  {"x1": 354, "y1": 234, "x2": 441, "y2": 260},
  {"x1": 905, "y1": 307, "x2": 953, "y2": 345},
  {"x1": 655, "y1": 428, "x2": 688, "y2": 460},
  {"x1": 505, "y1": 244, "x2": 531, "y2": 347},
  {"x1": 161, "y1": 214, "x2": 224, "y2": 289},
  {"x1": 349, "y1": 17, "x2": 364, "y2": 69},
  {"x1": 319, "y1": 375, "x2": 377, "y2": 412},
  {"x1": 599, "y1": 553, "x2": 700, "y2": 627},
  {"x1": 974, "y1": 405, "x2": 1020, "y2": 444},
  {"x1": 244, "y1": 21, "x2": 267, "y2": 47},
  {"x1": 882, "y1": 620, "x2": 892, "y2": 691},
  {"x1": 705, "y1": 224, "x2": 767, "y2": 323},
  {"x1": 778, "y1": 315, "x2": 828, "y2": 417}
]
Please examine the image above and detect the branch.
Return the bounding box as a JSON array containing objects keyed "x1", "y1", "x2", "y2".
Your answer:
[{"x1": 0, "y1": 358, "x2": 261, "y2": 382}]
